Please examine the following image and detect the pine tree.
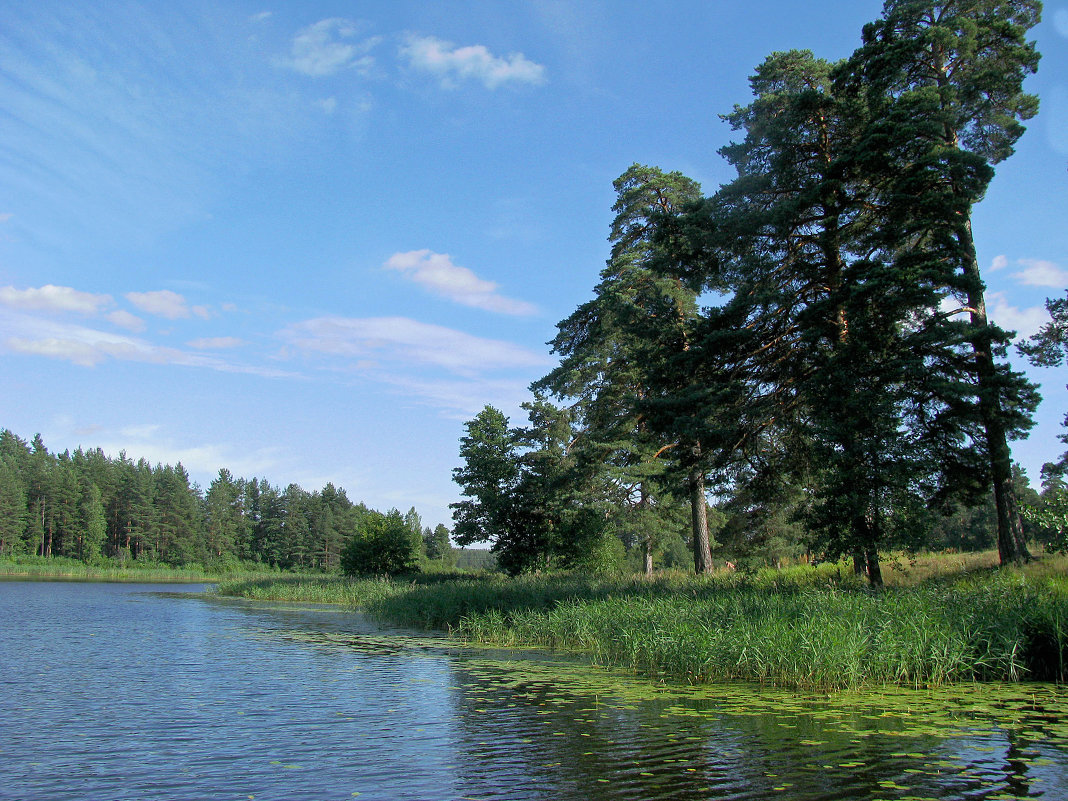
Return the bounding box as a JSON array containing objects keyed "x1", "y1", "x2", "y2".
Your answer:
[
  {"x1": 839, "y1": 0, "x2": 1042, "y2": 564},
  {"x1": 76, "y1": 477, "x2": 107, "y2": 562},
  {"x1": 658, "y1": 49, "x2": 992, "y2": 581},
  {"x1": 1019, "y1": 290, "x2": 1068, "y2": 474},
  {"x1": 450, "y1": 406, "x2": 532, "y2": 572},
  {"x1": 0, "y1": 457, "x2": 27, "y2": 556},
  {"x1": 538, "y1": 164, "x2": 711, "y2": 572}
]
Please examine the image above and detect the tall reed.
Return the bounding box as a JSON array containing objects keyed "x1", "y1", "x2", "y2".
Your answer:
[{"x1": 215, "y1": 555, "x2": 1068, "y2": 689}]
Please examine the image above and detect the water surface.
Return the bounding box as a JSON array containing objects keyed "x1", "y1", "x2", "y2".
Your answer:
[{"x1": 2, "y1": 580, "x2": 1066, "y2": 800}]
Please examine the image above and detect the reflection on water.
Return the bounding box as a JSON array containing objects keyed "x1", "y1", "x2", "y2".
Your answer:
[{"x1": 1, "y1": 581, "x2": 1066, "y2": 800}]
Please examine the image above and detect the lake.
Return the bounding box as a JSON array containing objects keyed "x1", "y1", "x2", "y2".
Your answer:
[{"x1": 2, "y1": 580, "x2": 1067, "y2": 800}]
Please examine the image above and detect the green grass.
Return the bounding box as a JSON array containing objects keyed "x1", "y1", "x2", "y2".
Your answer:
[
  {"x1": 0, "y1": 555, "x2": 291, "y2": 583},
  {"x1": 214, "y1": 552, "x2": 1068, "y2": 689}
]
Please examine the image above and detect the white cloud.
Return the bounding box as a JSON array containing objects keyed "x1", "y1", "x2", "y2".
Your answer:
[
  {"x1": 281, "y1": 315, "x2": 549, "y2": 375},
  {"x1": 250, "y1": 11, "x2": 273, "y2": 24},
  {"x1": 120, "y1": 423, "x2": 162, "y2": 439},
  {"x1": 401, "y1": 35, "x2": 546, "y2": 89},
  {"x1": 380, "y1": 374, "x2": 535, "y2": 420},
  {"x1": 125, "y1": 290, "x2": 192, "y2": 319},
  {"x1": 282, "y1": 19, "x2": 379, "y2": 77},
  {"x1": 0, "y1": 284, "x2": 112, "y2": 315},
  {"x1": 107, "y1": 310, "x2": 146, "y2": 332},
  {"x1": 384, "y1": 249, "x2": 538, "y2": 315},
  {"x1": 989, "y1": 254, "x2": 1009, "y2": 271},
  {"x1": 94, "y1": 429, "x2": 284, "y2": 482},
  {"x1": 986, "y1": 292, "x2": 1050, "y2": 339},
  {"x1": 1, "y1": 314, "x2": 291, "y2": 377},
  {"x1": 188, "y1": 336, "x2": 246, "y2": 349},
  {"x1": 1013, "y1": 258, "x2": 1068, "y2": 289}
]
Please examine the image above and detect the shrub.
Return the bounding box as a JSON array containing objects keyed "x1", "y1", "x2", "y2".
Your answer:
[{"x1": 341, "y1": 509, "x2": 420, "y2": 576}]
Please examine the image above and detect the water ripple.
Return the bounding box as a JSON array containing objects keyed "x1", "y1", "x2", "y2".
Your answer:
[{"x1": 2, "y1": 582, "x2": 1067, "y2": 800}]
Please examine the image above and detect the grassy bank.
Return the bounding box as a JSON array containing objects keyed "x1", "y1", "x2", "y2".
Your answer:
[
  {"x1": 0, "y1": 555, "x2": 291, "y2": 583},
  {"x1": 216, "y1": 553, "x2": 1068, "y2": 689}
]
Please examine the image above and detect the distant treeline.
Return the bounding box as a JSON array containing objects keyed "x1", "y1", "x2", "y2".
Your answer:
[{"x1": 0, "y1": 427, "x2": 457, "y2": 571}]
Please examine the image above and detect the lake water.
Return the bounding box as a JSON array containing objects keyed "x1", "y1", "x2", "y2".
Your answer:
[{"x1": 2, "y1": 580, "x2": 1067, "y2": 801}]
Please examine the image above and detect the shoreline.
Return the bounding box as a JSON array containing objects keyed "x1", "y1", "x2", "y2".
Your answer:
[{"x1": 213, "y1": 553, "x2": 1068, "y2": 690}]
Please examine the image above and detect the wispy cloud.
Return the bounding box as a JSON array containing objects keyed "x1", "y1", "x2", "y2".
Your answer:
[
  {"x1": 401, "y1": 35, "x2": 546, "y2": 89},
  {"x1": 281, "y1": 315, "x2": 549, "y2": 375},
  {"x1": 188, "y1": 336, "x2": 246, "y2": 349},
  {"x1": 1, "y1": 313, "x2": 290, "y2": 377},
  {"x1": 379, "y1": 374, "x2": 536, "y2": 420},
  {"x1": 987, "y1": 292, "x2": 1050, "y2": 339},
  {"x1": 281, "y1": 18, "x2": 380, "y2": 77},
  {"x1": 107, "y1": 310, "x2": 146, "y2": 332},
  {"x1": 384, "y1": 249, "x2": 538, "y2": 316},
  {"x1": 1012, "y1": 258, "x2": 1068, "y2": 289},
  {"x1": 125, "y1": 290, "x2": 201, "y2": 320},
  {"x1": 95, "y1": 427, "x2": 284, "y2": 480},
  {"x1": 0, "y1": 284, "x2": 112, "y2": 315}
]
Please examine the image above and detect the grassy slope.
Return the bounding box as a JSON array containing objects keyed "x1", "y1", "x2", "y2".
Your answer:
[{"x1": 217, "y1": 552, "x2": 1068, "y2": 689}]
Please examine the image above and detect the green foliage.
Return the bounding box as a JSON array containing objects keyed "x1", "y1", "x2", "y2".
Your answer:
[
  {"x1": 451, "y1": 402, "x2": 603, "y2": 575},
  {"x1": 1019, "y1": 290, "x2": 1068, "y2": 475},
  {"x1": 839, "y1": 0, "x2": 1043, "y2": 566},
  {"x1": 0, "y1": 426, "x2": 432, "y2": 575},
  {"x1": 0, "y1": 456, "x2": 27, "y2": 556},
  {"x1": 340, "y1": 508, "x2": 421, "y2": 576},
  {"x1": 456, "y1": 573, "x2": 1068, "y2": 688},
  {"x1": 454, "y1": 548, "x2": 497, "y2": 572},
  {"x1": 1019, "y1": 291, "x2": 1068, "y2": 369},
  {"x1": 423, "y1": 523, "x2": 455, "y2": 565},
  {"x1": 1022, "y1": 482, "x2": 1068, "y2": 555},
  {"x1": 0, "y1": 554, "x2": 280, "y2": 581},
  {"x1": 656, "y1": 531, "x2": 691, "y2": 571},
  {"x1": 559, "y1": 508, "x2": 626, "y2": 574},
  {"x1": 534, "y1": 164, "x2": 711, "y2": 574},
  {"x1": 217, "y1": 558, "x2": 1068, "y2": 688}
]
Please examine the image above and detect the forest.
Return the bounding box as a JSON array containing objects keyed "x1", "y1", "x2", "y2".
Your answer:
[
  {"x1": 448, "y1": 0, "x2": 1068, "y2": 582},
  {"x1": 0, "y1": 428, "x2": 455, "y2": 573}
]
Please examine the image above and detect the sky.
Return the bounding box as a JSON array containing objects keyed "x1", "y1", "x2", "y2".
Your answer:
[{"x1": 1, "y1": 1, "x2": 1066, "y2": 530}]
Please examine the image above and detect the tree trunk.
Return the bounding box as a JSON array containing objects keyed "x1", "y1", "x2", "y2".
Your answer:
[
  {"x1": 639, "y1": 483, "x2": 654, "y2": 576},
  {"x1": 961, "y1": 221, "x2": 1030, "y2": 565},
  {"x1": 689, "y1": 455, "x2": 712, "y2": 574},
  {"x1": 864, "y1": 545, "x2": 883, "y2": 586},
  {"x1": 852, "y1": 550, "x2": 867, "y2": 576},
  {"x1": 853, "y1": 508, "x2": 883, "y2": 586}
]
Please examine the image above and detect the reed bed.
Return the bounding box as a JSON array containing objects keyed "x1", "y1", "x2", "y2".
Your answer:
[
  {"x1": 0, "y1": 556, "x2": 271, "y2": 583},
  {"x1": 216, "y1": 574, "x2": 403, "y2": 606},
  {"x1": 215, "y1": 554, "x2": 1068, "y2": 689},
  {"x1": 455, "y1": 574, "x2": 1068, "y2": 688}
]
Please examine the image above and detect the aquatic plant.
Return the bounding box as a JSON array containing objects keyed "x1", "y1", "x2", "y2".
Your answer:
[{"x1": 215, "y1": 555, "x2": 1068, "y2": 689}]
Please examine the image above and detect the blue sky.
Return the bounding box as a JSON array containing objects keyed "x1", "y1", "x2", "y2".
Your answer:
[{"x1": 1, "y1": 1, "x2": 1066, "y2": 529}]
